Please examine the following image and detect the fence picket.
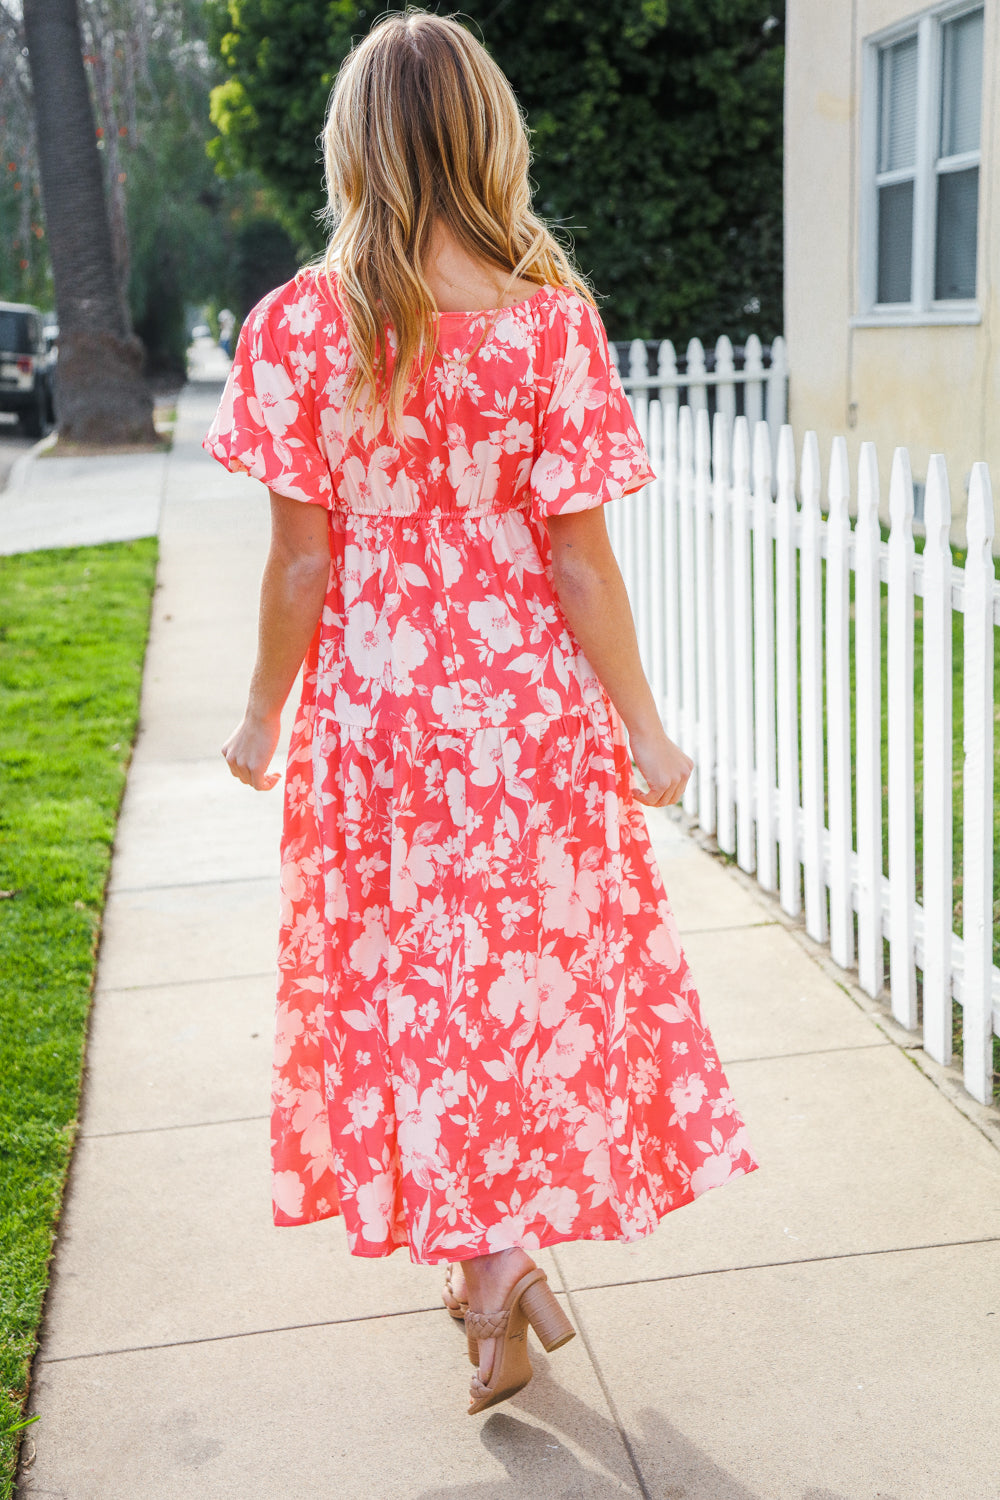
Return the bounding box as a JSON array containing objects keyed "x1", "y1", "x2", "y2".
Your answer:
[
  {"x1": 657, "y1": 339, "x2": 679, "y2": 416},
  {"x1": 752, "y1": 421, "x2": 777, "y2": 891},
  {"x1": 713, "y1": 412, "x2": 736, "y2": 855},
  {"x1": 744, "y1": 334, "x2": 764, "y2": 430},
  {"x1": 766, "y1": 335, "x2": 789, "y2": 458},
  {"x1": 775, "y1": 425, "x2": 801, "y2": 915},
  {"x1": 637, "y1": 448, "x2": 654, "y2": 678},
  {"x1": 732, "y1": 417, "x2": 756, "y2": 871},
  {"x1": 921, "y1": 456, "x2": 954, "y2": 1065},
  {"x1": 826, "y1": 438, "x2": 854, "y2": 968},
  {"x1": 648, "y1": 399, "x2": 666, "y2": 717},
  {"x1": 629, "y1": 338, "x2": 649, "y2": 429},
  {"x1": 961, "y1": 463, "x2": 996, "y2": 1103},
  {"x1": 715, "y1": 335, "x2": 736, "y2": 436},
  {"x1": 695, "y1": 408, "x2": 716, "y2": 832},
  {"x1": 887, "y1": 448, "x2": 918, "y2": 1030},
  {"x1": 608, "y1": 343, "x2": 624, "y2": 560},
  {"x1": 662, "y1": 404, "x2": 681, "y2": 741},
  {"x1": 686, "y1": 337, "x2": 708, "y2": 415},
  {"x1": 623, "y1": 340, "x2": 649, "y2": 628},
  {"x1": 855, "y1": 443, "x2": 885, "y2": 999},
  {"x1": 800, "y1": 431, "x2": 828, "y2": 942},
  {"x1": 678, "y1": 406, "x2": 699, "y2": 815}
]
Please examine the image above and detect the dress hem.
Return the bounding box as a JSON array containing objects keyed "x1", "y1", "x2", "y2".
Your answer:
[{"x1": 272, "y1": 1157, "x2": 760, "y2": 1267}]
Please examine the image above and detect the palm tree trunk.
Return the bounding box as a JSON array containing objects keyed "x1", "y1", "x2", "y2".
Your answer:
[{"x1": 22, "y1": 0, "x2": 156, "y2": 445}]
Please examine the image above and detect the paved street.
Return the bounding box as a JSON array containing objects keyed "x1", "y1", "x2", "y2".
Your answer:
[{"x1": 11, "y1": 384, "x2": 1000, "y2": 1499}]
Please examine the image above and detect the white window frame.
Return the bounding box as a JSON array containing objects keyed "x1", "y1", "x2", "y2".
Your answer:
[{"x1": 855, "y1": 0, "x2": 984, "y2": 328}]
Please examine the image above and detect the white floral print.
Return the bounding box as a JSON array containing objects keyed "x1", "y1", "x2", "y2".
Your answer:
[{"x1": 204, "y1": 269, "x2": 759, "y2": 1263}]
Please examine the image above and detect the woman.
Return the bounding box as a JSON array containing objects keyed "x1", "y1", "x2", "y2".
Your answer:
[{"x1": 205, "y1": 9, "x2": 758, "y2": 1416}]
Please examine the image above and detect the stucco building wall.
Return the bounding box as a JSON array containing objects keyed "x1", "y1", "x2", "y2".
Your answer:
[{"x1": 785, "y1": 0, "x2": 1000, "y2": 549}]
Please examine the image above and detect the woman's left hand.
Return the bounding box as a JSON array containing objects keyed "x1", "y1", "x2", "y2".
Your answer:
[{"x1": 222, "y1": 710, "x2": 282, "y2": 790}]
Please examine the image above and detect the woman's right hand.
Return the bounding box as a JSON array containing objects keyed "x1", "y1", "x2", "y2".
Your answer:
[
  {"x1": 628, "y1": 725, "x2": 693, "y2": 807},
  {"x1": 222, "y1": 709, "x2": 282, "y2": 791}
]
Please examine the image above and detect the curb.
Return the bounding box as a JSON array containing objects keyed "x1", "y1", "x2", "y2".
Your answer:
[
  {"x1": 1, "y1": 373, "x2": 196, "y2": 503},
  {"x1": 3, "y1": 429, "x2": 58, "y2": 497}
]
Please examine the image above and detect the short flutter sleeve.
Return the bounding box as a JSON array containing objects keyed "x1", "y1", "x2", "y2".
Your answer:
[
  {"x1": 202, "y1": 278, "x2": 333, "y2": 508},
  {"x1": 529, "y1": 292, "x2": 656, "y2": 518}
]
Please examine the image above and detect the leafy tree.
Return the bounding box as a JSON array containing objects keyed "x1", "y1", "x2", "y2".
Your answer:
[
  {"x1": 206, "y1": 0, "x2": 784, "y2": 343},
  {"x1": 118, "y1": 8, "x2": 298, "y2": 373}
]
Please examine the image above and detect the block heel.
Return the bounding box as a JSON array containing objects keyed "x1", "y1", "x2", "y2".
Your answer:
[{"x1": 520, "y1": 1277, "x2": 575, "y2": 1352}]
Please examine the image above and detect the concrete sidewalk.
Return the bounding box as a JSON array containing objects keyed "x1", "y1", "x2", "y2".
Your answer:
[
  {"x1": 17, "y1": 384, "x2": 1000, "y2": 1499},
  {"x1": 0, "y1": 337, "x2": 229, "y2": 556},
  {"x1": 0, "y1": 439, "x2": 166, "y2": 556}
]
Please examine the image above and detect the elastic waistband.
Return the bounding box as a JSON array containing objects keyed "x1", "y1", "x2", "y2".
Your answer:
[{"x1": 329, "y1": 500, "x2": 531, "y2": 522}]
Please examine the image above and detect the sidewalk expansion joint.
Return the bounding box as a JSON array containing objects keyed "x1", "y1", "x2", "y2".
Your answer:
[
  {"x1": 108, "y1": 873, "x2": 278, "y2": 896},
  {"x1": 80, "y1": 1113, "x2": 269, "y2": 1141},
  {"x1": 722, "y1": 1040, "x2": 890, "y2": 1065},
  {"x1": 674, "y1": 919, "x2": 778, "y2": 935},
  {"x1": 38, "y1": 1303, "x2": 454, "y2": 1365},
  {"x1": 561, "y1": 1233, "x2": 1000, "y2": 1297},
  {"x1": 560, "y1": 1283, "x2": 653, "y2": 1500},
  {"x1": 96, "y1": 970, "x2": 275, "y2": 994}
]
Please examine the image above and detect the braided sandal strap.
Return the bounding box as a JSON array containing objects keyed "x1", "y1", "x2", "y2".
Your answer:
[
  {"x1": 464, "y1": 1309, "x2": 510, "y2": 1341},
  {"x1": 443, "y1": 1266, "x2": 467, "y2": 1304}
]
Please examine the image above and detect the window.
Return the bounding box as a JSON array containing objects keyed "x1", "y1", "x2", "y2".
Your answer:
[
  {"x1": 861, "y1": 4, "x2": 984, "y2": 322},
  {"x1": 935, "y1": 9, "x2": 982, "y2": 298}
]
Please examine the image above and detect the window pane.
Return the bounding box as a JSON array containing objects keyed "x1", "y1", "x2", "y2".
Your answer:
[
  {"x1": 877, "y1": 180, "x2": 914, "y2": 303},
  {"x1": 879, "y1": 35, "x2": 918, "y2": 172},
  {"x1": 935, "y1": 166, "x2": 979, "y2": 299},
  {"x1": 940, "y1": 9, "x2": 983, "y2": 158}
]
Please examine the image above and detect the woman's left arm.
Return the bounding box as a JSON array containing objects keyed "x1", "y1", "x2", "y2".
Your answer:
[{"x1": 222, "y1": 491, "x2": 331, "y2": 790}]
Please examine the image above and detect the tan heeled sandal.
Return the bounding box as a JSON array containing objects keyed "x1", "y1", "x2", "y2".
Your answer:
[
  {"x1": 442, "y1": 1264, "x2": 469, "y2": 1321},
  {"x1": 465, "y1": 1267, "x2": 575, "y2": 1415}
]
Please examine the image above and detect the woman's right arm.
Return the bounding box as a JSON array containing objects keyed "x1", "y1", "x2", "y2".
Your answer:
[
  {"x1": 546, "y1": 505, "x2": 692, "y2": 807},
  {"x1": 222, "y1": 491, "x2": 331, "y2": 791}
]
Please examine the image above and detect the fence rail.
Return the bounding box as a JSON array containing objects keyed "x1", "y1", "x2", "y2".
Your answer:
[{"x1": 609, "y1": 398, "x2": 999, "y2": 1106}]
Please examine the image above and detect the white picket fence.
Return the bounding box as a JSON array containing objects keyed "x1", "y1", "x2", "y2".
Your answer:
[
  {"x1": 612, "y1": 333, "x2": 789, "y2": 456},
  {"x1": 608, "y1": 400, "x2": 999, "y2": 1107}
]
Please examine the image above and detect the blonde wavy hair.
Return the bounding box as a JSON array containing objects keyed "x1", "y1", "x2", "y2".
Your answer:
[{"x1": 320, "y1": 8, "x2": 594, "y2": 439}]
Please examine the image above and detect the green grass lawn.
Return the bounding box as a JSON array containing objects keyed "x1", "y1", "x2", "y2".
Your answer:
[{"x1": 0, "y1": 540, "x2": 157, "y2": 1496}]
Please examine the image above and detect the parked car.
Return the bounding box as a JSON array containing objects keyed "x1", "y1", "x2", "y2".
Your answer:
[{"x1": 0, "y1": 302, "x2": 56, "y2": 438}]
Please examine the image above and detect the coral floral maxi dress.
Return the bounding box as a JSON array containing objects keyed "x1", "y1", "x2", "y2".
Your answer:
[{"x1": 205, "y1": 269, "x2": 758, "y2": 1263}]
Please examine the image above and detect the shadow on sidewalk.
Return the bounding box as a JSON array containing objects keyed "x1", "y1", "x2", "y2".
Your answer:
[{"x1": 410, "y1": 1355, "x2": 850, "y2": 1500}]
